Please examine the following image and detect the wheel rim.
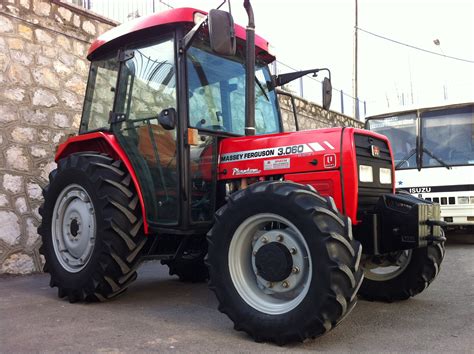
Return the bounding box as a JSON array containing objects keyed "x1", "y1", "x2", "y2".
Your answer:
[
  {"x1": 228, "y1": 213, "x2": 312, "y2": 315},
  {"x1": 52, "y1": 184, "x2": 96, "y2": 273},
  {"x1": 363, "y1": 250, "x2": 412, "y2": 281}
]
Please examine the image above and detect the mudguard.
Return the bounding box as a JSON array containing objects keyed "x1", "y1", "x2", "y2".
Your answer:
[{"x1": 55, "y1": 132, "x2": 150, "y2": 234}]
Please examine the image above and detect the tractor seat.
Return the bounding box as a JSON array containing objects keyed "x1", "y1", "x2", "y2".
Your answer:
[{"x1": 137, "y1": 124, "x2": 176, "y2": 169}]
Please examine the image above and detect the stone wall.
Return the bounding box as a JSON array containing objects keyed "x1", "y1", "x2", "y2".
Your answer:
[
  {"x1": 0, "y1": 0, "x2": 114, "y2": 274},
  {"x1": 0, "y1": 1, "x2": 361, "y2": 275}
]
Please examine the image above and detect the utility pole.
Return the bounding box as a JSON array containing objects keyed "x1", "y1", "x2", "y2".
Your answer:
[
  {"x1": 433, "y1": 39, "x2": 448, "y2": 100},
  {"x1": 353, "y1": 0, "x2": 359, "y2": 120}
]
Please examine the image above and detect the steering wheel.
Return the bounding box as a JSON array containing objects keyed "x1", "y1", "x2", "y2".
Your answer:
[
  {"x1": 195, "y1": 119, "x2": 226, "y2": 132},
  {"x1": 204, "y1": 125, "x2": 226, "y2": 132}
]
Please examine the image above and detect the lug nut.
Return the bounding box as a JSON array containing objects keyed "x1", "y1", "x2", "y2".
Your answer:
[
  {"x1": 276, "y1": 235, "x2": 284, "y2": 242},
  {"x1": 282, "y1": 281, "x2": 289, "y2": 288},
  {"x1": 252, "y1": 250, "x2": 257, "y2": 256},
  {"x1": 292, "y1": 266, "x2": 300, "y2": 274},
  {"x1": 261, "y1": 236, "x2": 268, "y2": 244},
  {"x1": 290, "y1": 247, "x2": 297, "y2": 255}
]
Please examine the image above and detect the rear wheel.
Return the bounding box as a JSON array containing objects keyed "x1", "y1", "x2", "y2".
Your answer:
[
  {"x1": 359, "y1": 241, "x2": 445, "y2": 302},
  {"x1": 207, "y1": 181, "x2": 363, "y2": 344},
  {"x1": 38, "y1": 153, "x2": 147, "y2": 302}
]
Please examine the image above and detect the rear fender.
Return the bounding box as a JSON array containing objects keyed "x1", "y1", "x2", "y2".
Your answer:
[{"x1": 55, "y1": 132, "x2": 150, "y2": 234}]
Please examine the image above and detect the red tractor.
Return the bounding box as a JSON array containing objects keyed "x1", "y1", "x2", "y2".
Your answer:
[{"x1": 38, "y1": 1, "x2": 446, "y2": 344}]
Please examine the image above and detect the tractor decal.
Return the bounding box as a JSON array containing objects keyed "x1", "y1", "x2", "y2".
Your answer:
[
  {"x1": 232, "y1": 167, "x2": 262, "y2": 175},
  {"x1": 220, "y1": 142, "x2": 334, "y2": 163},
  {"x1": 263, "y1": 158, "x2": 290, "y2": 170}
]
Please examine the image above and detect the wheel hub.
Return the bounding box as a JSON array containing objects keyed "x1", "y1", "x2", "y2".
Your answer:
[
  {"x1": 255, "y1": 242, "x2": 293, "y2": 282},
  {"x1": 52, "y1": 184, "x2": 96, "y2": 273},
  {"x1": 228, "y1": 213, "x2": 312, "y2": 315},
  {"x1": 70, "y1": 218, "x2": 80, "y2": 237},
  {"x1": 251, "y1": 229, "x2": 306, "y2": 294}
]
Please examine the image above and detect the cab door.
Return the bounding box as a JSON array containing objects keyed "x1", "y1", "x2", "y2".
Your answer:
[{"x1": 111, "y1": 35, "x2": 180, "y2": 226}]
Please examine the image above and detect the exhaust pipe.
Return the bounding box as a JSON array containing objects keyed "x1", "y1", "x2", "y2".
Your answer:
[{"x1": 244, "y1": 0, "x2": 255, "y2": 136}]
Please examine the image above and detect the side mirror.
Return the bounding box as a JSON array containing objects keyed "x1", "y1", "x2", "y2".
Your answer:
[
  {"x1": 208, "y1": 9, "x2": 236, "y2": 56},
  {"x1": 322, "y1": 77, "x2": 332, "y2": 110},
  {"x1": 158, "y1": 108, "x2": 177, "y2": 130}
]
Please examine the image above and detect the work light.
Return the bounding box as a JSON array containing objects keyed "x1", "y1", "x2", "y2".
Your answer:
[{"x1": 359, "y1": 165, "x2": 373, "y2": 183}]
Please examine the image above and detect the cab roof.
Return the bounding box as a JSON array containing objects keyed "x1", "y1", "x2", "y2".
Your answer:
[{"x1": 87, "y1": 7, "x2": 273, "y2": 61}]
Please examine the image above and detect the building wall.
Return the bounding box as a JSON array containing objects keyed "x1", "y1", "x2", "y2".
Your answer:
[
  {"x1": 0, "y1": 0, "x2": 361, "y2": 274},
  {"x1": 0, "y1": 0, "x2": 114, "y2": 274}
]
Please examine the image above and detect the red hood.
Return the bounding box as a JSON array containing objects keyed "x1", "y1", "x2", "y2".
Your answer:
[{"x1": 217, "y1": 128, "x2": 343, "y2": 179}]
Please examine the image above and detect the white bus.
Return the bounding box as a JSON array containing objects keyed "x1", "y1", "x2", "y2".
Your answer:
[{"x1": 366, "y1": 103, "x2": 474, "y2": 233}]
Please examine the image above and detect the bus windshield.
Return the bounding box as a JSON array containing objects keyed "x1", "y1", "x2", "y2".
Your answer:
[
  {"x1": 366, "y1": 114, "x2": 417, "y2": 169},
  {"x1": 421, "y1": 106, "x2": 474, "y2": 167},
  {"x1": 367, "y1": 104, "x2": 474, "y2": 169}
]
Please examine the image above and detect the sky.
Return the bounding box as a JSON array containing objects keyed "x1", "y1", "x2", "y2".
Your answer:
[{"x1": 92, "y1": 0, "x2": 474, "y2": 119}]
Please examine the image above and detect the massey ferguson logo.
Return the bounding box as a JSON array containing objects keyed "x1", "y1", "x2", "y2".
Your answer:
[
  {"x1": 371, "y1": 145, "x2": 380, "y2": 157},
  {"x1": 232, "y1": 168, "x2": 261, "y2": 176}
]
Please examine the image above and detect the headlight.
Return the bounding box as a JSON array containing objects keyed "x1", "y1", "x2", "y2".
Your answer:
[
  {"x1": 359, "y1": 165, "x2": 373, "y2": 182},
  {"x1": 379, "y1": 168, "x2": 392, "y2": 184}
]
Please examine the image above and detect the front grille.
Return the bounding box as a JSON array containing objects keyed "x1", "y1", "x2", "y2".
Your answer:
[{"x1": 354, "y1": 134, "x2": 392, "y2": 218}]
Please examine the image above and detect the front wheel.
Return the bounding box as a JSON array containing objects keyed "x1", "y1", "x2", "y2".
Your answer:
[
  {"x1": 207, "y1": 181, "x2": 363, "y2": 345},
  {"x1": 359, "y1": 241, "x2": 445, "y2": 302}
]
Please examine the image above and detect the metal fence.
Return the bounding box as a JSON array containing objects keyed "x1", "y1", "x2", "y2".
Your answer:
[
  {"x1": 270, "y1": 60, "x2": 366, "y2": 119},
  {"x1": 66, "y1": 0, "x2": 173, "y2": 23},
  {"x1": 64, "y1": 0, "x2": 366, "y2": 120}
]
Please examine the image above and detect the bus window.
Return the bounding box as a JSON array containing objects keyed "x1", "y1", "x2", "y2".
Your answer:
[
  {"x1": 366, "y1": 114, "x2": 416, "y2": 169},
  {"x1": 421, "y1": 106, "x2": 474, "y2": 167}
]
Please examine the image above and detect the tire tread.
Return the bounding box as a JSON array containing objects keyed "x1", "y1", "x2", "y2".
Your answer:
[{"x1": 207, "y1": 181, "x2": 363, "y2": 344}]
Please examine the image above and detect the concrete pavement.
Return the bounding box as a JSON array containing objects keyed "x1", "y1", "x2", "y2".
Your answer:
[{"x1": 1, "y1": 241, "x2": 473, "y2": 352}]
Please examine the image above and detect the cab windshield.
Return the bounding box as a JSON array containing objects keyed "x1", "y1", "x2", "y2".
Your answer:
[{"x1": 187, "y1": 42, "x2": 281, "y2": 135}]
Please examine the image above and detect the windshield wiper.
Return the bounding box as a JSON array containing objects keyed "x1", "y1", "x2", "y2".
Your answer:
[
  {"x1": 422, "y1": 147, "x2": 452, "y2": 169},
  {"x1": 395, "y1": 148, "x2": 416, "y2": 169},
  {"x1": 395, "y1": 147, "x2": 452, "y2": 170},
  {"x1": 255, "y1": 76, "x2": 269, "y2": 101}
]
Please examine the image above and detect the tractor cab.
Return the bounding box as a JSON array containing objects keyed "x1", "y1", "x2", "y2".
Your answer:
[{"x1": 79, "y1": 8, "x2": 280, "y2": 231}]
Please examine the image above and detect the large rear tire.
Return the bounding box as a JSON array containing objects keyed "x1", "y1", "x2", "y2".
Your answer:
[
  {"x1": 359, "y1": 241, "x2": 445, "y2": 302},
  {"x1": 207, "y1": 181, "x2": 363, "y2": 345},
  {"x1": 38, "y1": 153, "x2": 147, "y2": 302}
]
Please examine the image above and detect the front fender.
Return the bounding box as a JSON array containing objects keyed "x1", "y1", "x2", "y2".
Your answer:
[{"x1": 56, "y1": 132, "x2": 150, "y2": 234}]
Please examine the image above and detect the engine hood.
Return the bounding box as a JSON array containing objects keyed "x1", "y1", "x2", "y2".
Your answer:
[{"x1": 218, "y1": 128, "x2": 344, "y2": 179}]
